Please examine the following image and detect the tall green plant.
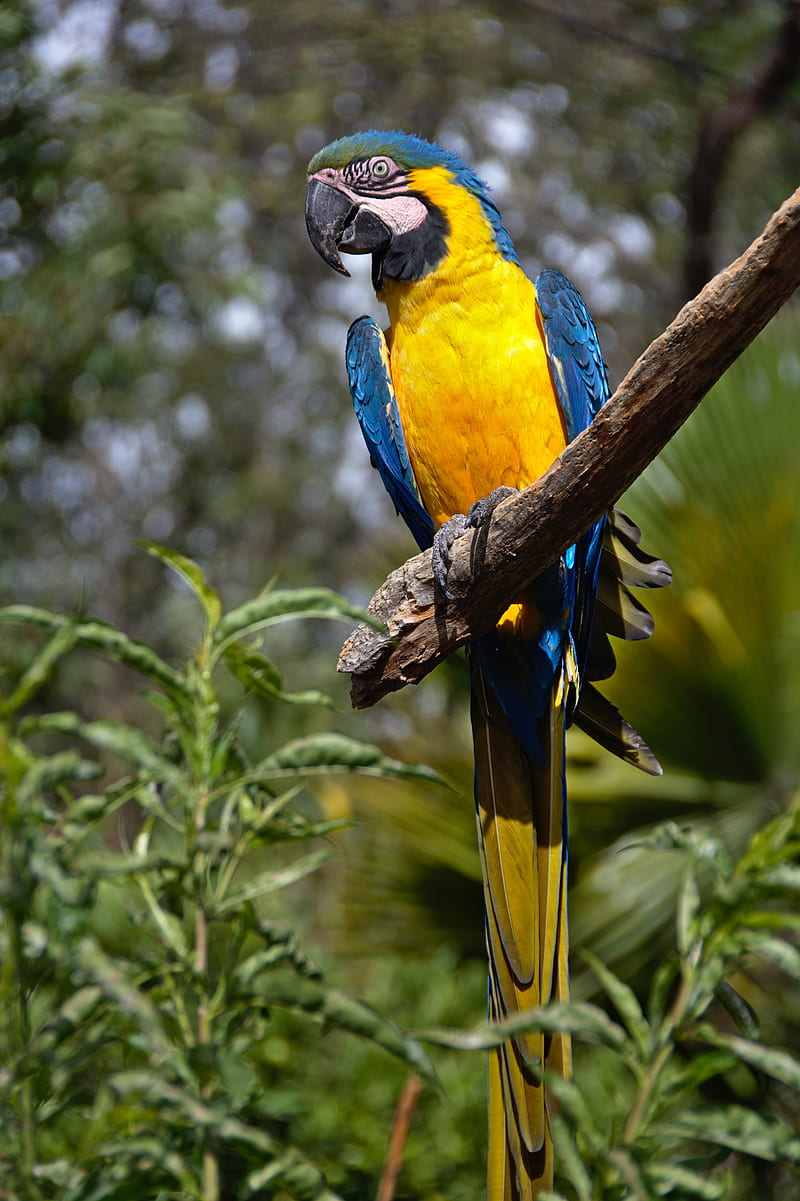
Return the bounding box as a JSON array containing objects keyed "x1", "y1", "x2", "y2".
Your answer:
[
  {"x1": 0, "y1": 546, "x2": 437, "y2": 1200},
  {"x1": 411, "y1": 809, "x2": 800, "y2": 1200},
  {"x1": 570, "y1": 304, "x2": 800, "y2": 986}
]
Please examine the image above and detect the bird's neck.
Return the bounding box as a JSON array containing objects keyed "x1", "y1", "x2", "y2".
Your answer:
[{"x1": 377, "y1": 167, "x2": 517, "y2": 332}]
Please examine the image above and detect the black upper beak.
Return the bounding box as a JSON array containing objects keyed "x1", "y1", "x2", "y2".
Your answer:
[{"x1": 306, "y1": 178, "x2": 392, "y2": 276}]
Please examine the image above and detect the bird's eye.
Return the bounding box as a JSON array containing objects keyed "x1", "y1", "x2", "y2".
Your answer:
[{"x1": 372, "y1": 158, "x2": 390, "y2": 178}]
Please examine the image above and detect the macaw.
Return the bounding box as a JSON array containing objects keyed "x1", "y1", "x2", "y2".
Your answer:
[{"x1": 305, "y1": 130, "x2": 670, "y2": 1199}]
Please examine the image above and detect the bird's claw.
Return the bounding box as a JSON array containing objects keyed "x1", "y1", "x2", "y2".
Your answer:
[
  {"x1": 432, "y1": 513, "x2": 469, "y2": 598},
  {"x1": 432, "y1": 488, "x2": 518, "y2": 599},
  {"x1": 466, "y1": 486, "x2": 518, "y2": 529}
]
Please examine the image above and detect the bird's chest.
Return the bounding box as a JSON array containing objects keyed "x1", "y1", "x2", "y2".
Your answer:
[{"x1": 385, "y1": 271, "x2": 567, "y2": 528}]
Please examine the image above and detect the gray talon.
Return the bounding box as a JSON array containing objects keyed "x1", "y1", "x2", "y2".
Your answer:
[
  {"x1": 432, "y1": 513, "x2": 469, "y2": 598},
  {"x1": 467, "y1": 486, "x2": 518, "y2": 529}
]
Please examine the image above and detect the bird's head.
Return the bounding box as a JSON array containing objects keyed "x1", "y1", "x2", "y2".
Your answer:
[{"x1": 305, "y1": 130, "x2": 517, "y2": 293}]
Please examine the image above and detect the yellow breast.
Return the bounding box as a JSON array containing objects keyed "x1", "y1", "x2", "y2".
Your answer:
[{"x1": 380, "y1": 167, "x2": 567, "y2": 529}]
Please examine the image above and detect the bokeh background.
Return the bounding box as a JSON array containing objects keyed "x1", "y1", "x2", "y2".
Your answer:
[{"x1": 1, "y1": 1, "x2": 799, "y2": 1195}]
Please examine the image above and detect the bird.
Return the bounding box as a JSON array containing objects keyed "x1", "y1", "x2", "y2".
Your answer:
[{"x1": 305, "y1": 129, "x2": 670, "y2": 1199}]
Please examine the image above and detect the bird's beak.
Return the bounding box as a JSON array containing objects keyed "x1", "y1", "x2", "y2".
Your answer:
[{"x1": 305, "y1": 178, "x2": 392, "y2": 277}]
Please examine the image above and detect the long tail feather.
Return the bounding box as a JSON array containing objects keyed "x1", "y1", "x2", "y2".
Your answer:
[{"x1": 471, "y1": 662, "x2": 569, "y2": 1199}]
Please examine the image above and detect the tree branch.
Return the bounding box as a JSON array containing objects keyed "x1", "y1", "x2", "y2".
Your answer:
[
  {"x1": 684, "y1": 0, "x2": 800, "y2": 297},
  {"x1": 339, "y1": 185, "x2": 800, "y2": 709}
]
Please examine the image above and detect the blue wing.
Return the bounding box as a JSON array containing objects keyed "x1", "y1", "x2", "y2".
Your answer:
[
  {"x1": 535, "y1": 268, "x2": 608, "y2": 439},
  {"x1": 535, "y1": 269, "x2": 608, "y2": 708},
  {"x1": 536, "y1": 270, "x2": 667, "y2": 772},
  {"x1": 345, "y1": 316, "x2": 435, "y2": 552}
]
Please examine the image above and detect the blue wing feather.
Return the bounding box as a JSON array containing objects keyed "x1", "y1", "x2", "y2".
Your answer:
[
  {"x1": 535, "y1": 268, "x2": 608, "y2": 438},
  {"x1": 345, "y1": 316, "x2": 435, "y2": 551},
  {"x1": 535, "y1": 269, "x2": 609, "y2": 710}
]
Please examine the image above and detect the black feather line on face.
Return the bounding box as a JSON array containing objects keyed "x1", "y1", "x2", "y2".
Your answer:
[{"x1": 372, "y1": 197, "x2": 450, "y2": 292}]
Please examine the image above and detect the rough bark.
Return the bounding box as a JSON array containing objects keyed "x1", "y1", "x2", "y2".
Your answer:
[{"x1": 339, "y1": 185, "x2": 800, "y2": 709}]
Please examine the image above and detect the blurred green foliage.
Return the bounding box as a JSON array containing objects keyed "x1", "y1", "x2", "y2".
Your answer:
[{"x1": 0, "y1": 553, "x2": 444, "y2": 1199}]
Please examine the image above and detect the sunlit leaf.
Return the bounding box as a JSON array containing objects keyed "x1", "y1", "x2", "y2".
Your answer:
[
  {"x1": 644, "y1": 1161, "x2": 729, "y2": 1199},
  {"x1": 16, "y1": 750, "x2": 102, "y2": 809},
  {"x1": 696, "y1": 1025, "x2": 800, "y2": 1089},
  {"x1": 213, "y1": 849, "x2": 331, "y2": 912},
  {"x1": 416, "y1": 1000, "x2": 626, "y2": 1051},
  {"x1": 0, "y1": 625, "x2": 76, "y2": 716},
  {"x1": 224, "y1": 641, "x2": 332, "y2": 707},
  {"x1": 250, "y1": 733, "x2": 445, "y2": 786},
  {"x1": 0, "y1": 606, "x2": 187, "y2": 696},
  {"x1": 662, "y1": 1105, "x2": 800, "y2": 1163},
  {"x1": 677, "y1": 864, "x2": 700, "y2": 956},
  {"x1": 254, "y1": 974, "x2": 434, "y2": 1080},
  {"x1": 30, "y1": 849, "x2": 93, "y2": 906},
  {"x1": 738, "y1": 929, "x2": 800, "y2": 981},
  {"x1": 139, "y1": 541, "x2": 222, "y2": 631},
  {"x1": 582, "y1": 949, "x2": 649, "y2": 1054},
  {"x1": 76, "y1": 938, "x2": 176, "y2": 1068},
  {"x1": 22, "y1": 712, "x2": 187, "y2": 790},
  {"x1": 107, "y1": 1070, "x2": 342, "y2": 1200},
  {"x1": 213, "y1": 588, "x2": 377, "y2": 657}
]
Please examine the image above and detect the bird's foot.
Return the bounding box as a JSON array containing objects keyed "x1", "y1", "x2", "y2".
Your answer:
[
  {"x1": 432, "y1": 487, "x2": 518, "y2": 598},
  {"x1": 466, "y1": 486, "x2": 518, "y2": 529},
  {"x1": 432, "y1": 513, "x2": 469, "y2": 598}
]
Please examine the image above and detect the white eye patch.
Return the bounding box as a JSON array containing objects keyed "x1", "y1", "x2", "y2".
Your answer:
[{"x1": 363, "y1": 193, "x2": 428, "y2": 235}]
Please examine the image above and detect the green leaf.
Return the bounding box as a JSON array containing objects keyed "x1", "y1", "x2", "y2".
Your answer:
[
  {"x1": 224, "y1": 642, "x2": 332, "y2": 707},
  {"x1": 0, "y1": 625, "x2": 76, "y2": 716},
  {"x1": 16, "y1": 750, "x2": 102, "y2": 809},
  {"x1": 139, "y1": 541, "x2": 222, "y2": 630},
  {"x1": 77, "y1": 849, "x2": 187, "y2": 878},
  {"x1": 662, "y1": 1105, "x2": 800, "y2": 1163},
  {"x1": 214, "y1": 587, "x2": 377, "y2": 656},
  {"x1": 541, "y1": 1071, "x2": 605, "y2": 1154},
  {"x1": 714, "y1": 981, "x2": 760, "y2": 1040},
  {"x1": 254, "y1": 974, "x2": 434, "y2": 1080},
  {"x1": 108, "y1": 1071, "x2": 343, "y2": 1200},
  {"x1": 241, "y1": 918, "x2": 322, "y2": 982},
  {"x1": 761, "y1": 866, "x2": 800, "y2": 892},
  {"x1": 677, "y1": 864, "x2": 700, "y2": 956},
  {"x1": 582, "y1": 949, "x2": 649, "y2": 1055},
  {"x1": 647, "y1": 957, "x2": 678, "y2": 1027},
  {"x1": 213, "y1": 849, "x2": 331, "y2": 912},
  {"x1": 644, "y1": 1162, "x2": 729, "y2": 1199},
  {"x1": 76, "y1": 938, "x2": 175, "y2": 1068},
  {"x1": 28, "y1": 987, "x2": 104, "y2": 1059},
  {"x1": 250, "y1": 733, "x2": 445, "y2": 785},
  {"x1": 696, "y1": 1025, "x2": 800, "y2": 1089},
  {"x1": 30, "y1": 849, "x2": 93, "y2": 905},
  {"x1": 416, "y1": 999, "x2": 626, "y2": 1051},
  {"x1": 665, "y1": 1048, "x2": 738, "y2": 1094},
  {"x1": 549, "y1": 1112, "x2": 594, "y2": 1199},
  {"x1": 0, "y1": 606, "x2": 187, "y2": 696},
  {"x1": 738, "y1": 930, "x2": 800, "y2": 981},
  {"x1": 23, "y1": 712, "x2": 187, "y2": 790}
]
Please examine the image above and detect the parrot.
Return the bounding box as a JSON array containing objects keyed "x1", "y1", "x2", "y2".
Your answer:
[{"x1": 305, "y1": 130, "x2": 670, "y2": 1199}]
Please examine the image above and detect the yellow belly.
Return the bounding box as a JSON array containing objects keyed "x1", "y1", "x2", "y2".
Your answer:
[{"x1": 383, "y1": 258, "x2": 566, "y2": 529}]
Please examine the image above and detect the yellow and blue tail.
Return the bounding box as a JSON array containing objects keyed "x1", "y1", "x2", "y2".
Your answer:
[{"x1": 470, "y1": 508, "x2": 668, "y2": 1200}]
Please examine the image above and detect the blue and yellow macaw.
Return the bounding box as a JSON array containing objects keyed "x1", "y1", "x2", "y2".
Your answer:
[{"x1": 306, "y1": 130, "x2": 669, "y2": 1199}]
